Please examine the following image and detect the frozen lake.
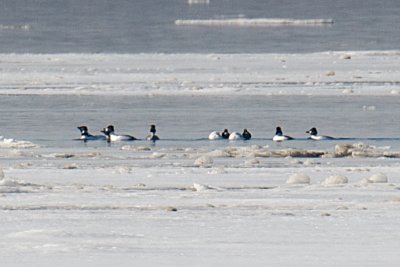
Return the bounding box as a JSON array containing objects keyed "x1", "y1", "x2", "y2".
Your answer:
[{"x1": 1, "y1": 53, "x2": 400, "y2": 266}]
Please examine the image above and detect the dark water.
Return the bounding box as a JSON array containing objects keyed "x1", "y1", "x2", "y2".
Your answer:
[
  {"x1": 1, "y1": 95, "x2": 399, "y2": 150},
  {"x1": 0, "y1": 0, "x2": 399, "y2": 53}
]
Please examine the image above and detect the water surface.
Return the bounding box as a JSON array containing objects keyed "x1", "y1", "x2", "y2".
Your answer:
[
  {"x1": 1, "y1": 95, "x2": 399, "y2": 150},
  {"x1": 1, "y1": 0, "x2": 399, "y2": 53}
]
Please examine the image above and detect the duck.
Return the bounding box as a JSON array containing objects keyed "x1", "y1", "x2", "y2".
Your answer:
[
  {"x1": 221, "y1": 129, "x2": 230, "y2": 139},
  {"x1": 101, "y1": 125, "x2": 137, "y2": 142},
  {"x1": 229, "y1": 129, "x2": 252, "y2": 140},
  {"x1": 306, "y1": 127, "x2": 334, "y2": 140},
  {"x1": 77, "y1": 126, "x2": 106, "y2": 141},
  {"x1": 147, "y1": 124, "x2": 160, "y2": 141},
  {"x1": 242, "y1": 129, "x2": 252, "y2": 140},
  {"x1": 208, "y1": 129, "x2": 230, "y2": 140},
  {"x1": 272, "y1": 126, "x2": 293, "y2": 142}
]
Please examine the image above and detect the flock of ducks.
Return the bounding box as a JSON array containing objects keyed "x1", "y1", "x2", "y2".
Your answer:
[
  {"x1": 77, "y1": 125, "x2": 333, "y2": 143},
  {"x1": 209, "y1": 126, "x2": 333, "y2": 141},
  {"x1": 272, "y1": 126, "x2": 333, "y2": 141},
  {"x1": 209, "y1": 129, "x2": 252, "y2": 140},
  {"x1": 77, "y1": 125, "x2": 159, "y2": 142}
]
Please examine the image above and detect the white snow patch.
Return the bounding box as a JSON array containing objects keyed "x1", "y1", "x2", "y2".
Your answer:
[
  {"x1": 113, "y1": 166, "x2": 131, "y2": 174},
  {"x1": 205, "y1": 149, "x2": 224, "y2": 157},
  {"x1": 333, "y1": 143, "x2": 393, "y2": 158},
  {"x1": 192, "y1": 183, "x2": 213, "y2": 191},
  {"x1": 322, "y1": 175, "x2": 348, "y2": 186},
  {"x1": 0, "y1": 137, "x2": 40, "y2": 149},
  {"x1": 0, "y1": 177, "x2": 41, "y2": 193},
  {"x1": 121, "y1": 145, "x2": 151, "y2": 151},
  {"x1": 194, "y1": 156, "x2": 213, "y2": 167},
  {"x1": 286, "y1": 173, "x2": 311, "y2": 184},
  {"x1": 187, "y1": 0, "x2": 210, "y2": 4},
  {"x1": 0, "y1": 24, "x2": 31, "y2": 31},
  {"x1": 244, "y1": 158, "x2": 260, "y2": 167},
  {"x1": 149, "y1": 152, "x2": 166, "y2": 159},
  {"x1": 207, "y1": 167, "x2": 227, "y2": 174},
  {"x1": 362, "y1": 105, "x2": 376, "y2": 111},
  {"x1": 367, "y1": 173, "x2": 388, "y2": 183},
  {"x1": 339, "y1": 54, "x2": 352, "y2": 60},
  {"x1": 0, "y1": 178, "x2": 21, "y2": 187},
  {"x1": 342, "y1": 89, "x2": 354, "y2": 94}
]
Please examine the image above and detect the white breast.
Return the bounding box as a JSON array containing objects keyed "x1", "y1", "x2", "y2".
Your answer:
[
  {"x1": 228, "y1": 132, "x2": 242, "y2": 140},
  {"x1": 310, "y1": 135, "x2": 326, "y2": 140},
  {"x1": 310, "y1": 135, "x2": 320, "y2": 140},
  {"x1": 109, "y1": 134, "x2": 133, "y2": 142},
  {"x1": 273, "y1": 135, "x2": 288, "y2": 142},
  {"x1": 209, "y1": 131, "x2": 222, "y2": 140},
  {"x1": 81, "y1": 135, "x2": 106, "y2": 141}
]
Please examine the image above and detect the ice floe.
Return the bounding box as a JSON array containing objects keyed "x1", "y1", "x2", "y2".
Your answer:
[
  {"x1": 322, "y1": 175, "x2": 349, "y2": 186},
  {"x1": 175, "y1": 18, "x2": 334, "y2": 27},
  {"x1": 196, "y1": 143, "x2": 400, "y2": 160},
  {"x1": 0, "y1": 170, "x2": 43, "y2": 193},
  {"x1": 0, "y1": 24, "x2": 31, "y2": 31},
  {"x1": 0, "y1": 137, "x2": 40, "y2": 149},
  {"x1": 192, "y1": 183, "x2": 216, "y2": 191},
  {"x1": 286, "y1": 173, "x2": 311, "y2": 184},
  {"x1": 187, "y1": 0, "x2": 210, "y2": 4},
  {"x1": 367, "y1": 173, "x2": 388, "y2": 183},
  {"x1": 194, "y1": 156, "x2": 213, "y2": 167}
]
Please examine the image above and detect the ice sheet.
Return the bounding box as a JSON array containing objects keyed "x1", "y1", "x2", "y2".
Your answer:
[
  {"x1": 0, "y1": 52, "x2": 399, "y2": 96},
  {"x1": 175, "y1": 18, "x2": 334, "y2": 27},
  {"x1": 1, "y1": 145, "x2": 400, "y2": 266}
]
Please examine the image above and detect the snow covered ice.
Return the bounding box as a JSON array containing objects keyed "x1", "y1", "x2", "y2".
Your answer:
[
  {"x1": 0, "y1": 52, "x2": 400, "y2": 266},
  {"x1": 175, "y1": 18, "x2": 334, "y2": 27},
  {"x1": 0, "y1": 52, "x2": 400, "y2": 96}
]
